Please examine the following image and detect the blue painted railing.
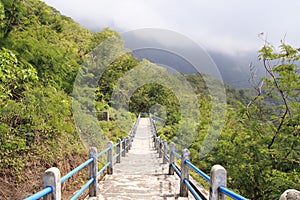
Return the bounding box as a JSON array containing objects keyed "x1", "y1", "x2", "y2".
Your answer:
[
  {"x1": 24, "y1": 114, "x2": 140, "y2": 200},
  {"x1": 61, "y1": 158, "x2": 93, "y2": 184},
  {"x1": 70, "y1": 178, "x2": 95, "y2": 200},
  {"x1": 184, "y1": 179, "x2": 202, "y2": 200},
  {"x1": 24, "y1": 113, "x2": 298, "y2": 199},
  {"x1": 185, "y1": 160, "x2": 210, "y2": 182},
  {"x1": 24, "y1": 139, "x2": 127, "y2": 200},
  {"x1": 173, "y1": 150, "x2": 182, "y2": 159},
  {"x1": 24, "y1": 187, "x2": 53, "y2": 200},
  {"x1": 219, "y1": 186, "x2": 248, "y2": 200},
  {"x1": 183, "y1": 158, "x2": 247, "y2": 200},
  {"x1": 150, "y1": 113, "x2": 248, "y2": 200}
]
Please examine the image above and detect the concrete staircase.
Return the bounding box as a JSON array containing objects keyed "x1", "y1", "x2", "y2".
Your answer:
[{"x1": 89, "y1": 118, "x2": 191, "y2": 200}]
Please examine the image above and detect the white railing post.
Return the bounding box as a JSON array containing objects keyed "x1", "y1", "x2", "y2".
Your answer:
[
  {"x1": 156, "y1": 137, "x2": 160, "y2": 153},
  {"x1": 125, "y1": 136, "x2": 129, "y2": 153},
  {"x1": 116, "y1": 138, "x2": 121, "y2": 163},
  {"x1": 209, "y1": 165, "x2": 227, "y2": 200},
  {"x1": 88, "y1": 147, "x2": 98, "y2": 197},
  {"x1": 152, "y1": 131, "x2": 156, "y2": 147},
  {"x1": 180, "y1": 149, "x2": 190, "y2": 197},
  {"x1": 280, "y1": 189, "x2": 300, "y2": 200},
  {"x1": 163, "y1": 140, "x2": 168, "y2": 164},
  {"x1": 107, "y1": 141, "x2": 113, "y2": 175},
  {"x1": 43, "y1": 167, "x2": 61, "y2": 200},
  {"x1": 150, "y1": 117, "x2": 156, "y2": 147},
  {"x1": 159, "y1": 139, "x2": 163, "y2": 158},
  {"x1": 129, "y1": 136, "x2": 132, "y2": 150},
  {"x1": 122, "y1": 138, "x2": 126, "y2": 157},
  {"x1": 168, "y1": 142, "x2": 175, "y2": 175}
]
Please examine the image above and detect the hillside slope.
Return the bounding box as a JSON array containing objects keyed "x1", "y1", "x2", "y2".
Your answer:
[
  {"x1": 0, "y1": 1, "x2": 299, "y2": 200},
  {"x1": 0, "y1": 0, "x2": 122, "y2": 198}
]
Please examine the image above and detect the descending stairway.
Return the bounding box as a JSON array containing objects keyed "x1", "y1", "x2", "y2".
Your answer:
[{"x1": 89, "y1": 118, "x2": 191, "y2": 200}]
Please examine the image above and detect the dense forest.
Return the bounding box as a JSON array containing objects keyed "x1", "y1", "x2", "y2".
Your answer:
[{"x1": 0, "y1": 0, "x2": 299, "y2": 199}]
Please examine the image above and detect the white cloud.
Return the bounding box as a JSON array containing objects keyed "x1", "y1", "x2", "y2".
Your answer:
[{"x1": 43, "y1": 0, "x2": 300, "y2": 53}]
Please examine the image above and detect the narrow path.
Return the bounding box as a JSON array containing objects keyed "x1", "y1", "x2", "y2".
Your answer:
[{"x1": 91, "y1": 118, "x2": 190, "y2": 200}]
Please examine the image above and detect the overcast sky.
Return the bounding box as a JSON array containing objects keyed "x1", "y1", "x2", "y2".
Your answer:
[{"x1": 43, "y1": 0, "x2": 300, "y2": 54}]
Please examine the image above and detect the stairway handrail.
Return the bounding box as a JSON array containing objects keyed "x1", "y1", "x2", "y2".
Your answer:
[
  {"x1": 24, "y1": 116, "x2": 141, "y2": 200},
  {"x1": 150, "y1": 114, "x2": 248, "y2": 200}
]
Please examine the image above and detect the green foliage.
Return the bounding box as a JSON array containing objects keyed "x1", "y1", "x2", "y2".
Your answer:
[
  {"x1": 0, "y1": 0, "x2": 25, "y2": 38},
  {"x1": 0, "y1": 0, "x2": 97, "y2": 93},
  {"x1": 190, "y1": 42, "x2": 300, "y2": 199},
  {"x1": 0, "y1": 1, "x2": 298, "y2": 199},
  {"x1": 97, "y1": 52, "x2": 140, "y2": 103},
  {"x1": 0, "y1": 86, "x2": 82, "y2": 175},
  {"x1": 99, "y1": 120, "x2": 127, "y2": 142},
  {"x1": 129, "y1": 83, "x2": 181, "y2": 126},
  {"x1": 0, "y1": 48, "x2": 38, "y2": 100},
  {"x1": 0, "y1": 121, "x2": 27, "y2": 175},
  {"x1": 0, "y1": 0, "x2": 95, "y2": 183},
  {"x1": 0, "y1": 2, "x2": 5, "y2": 29}
]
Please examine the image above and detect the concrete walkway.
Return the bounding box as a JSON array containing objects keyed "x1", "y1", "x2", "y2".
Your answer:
[{"x1": 91, "y1": 118, "x2": 191, "y2": 200}]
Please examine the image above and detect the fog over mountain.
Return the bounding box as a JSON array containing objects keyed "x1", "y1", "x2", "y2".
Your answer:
[
  {"x1": 42, "y1": 0, "x2": 300, "y2": 88},
  {"x1": 121, "y1": 29, "x2": 262, "y2": 88},
  {"x1": 133, "y1": 48, "x2": 261, "y2": 88},
  {"x1": 208, "y1": 50, "x2": 261, "y2": 87}
]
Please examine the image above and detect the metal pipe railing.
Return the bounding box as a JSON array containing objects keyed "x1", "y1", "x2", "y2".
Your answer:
[
  {"x1": 24, "y1": 187, "x2": 52, "y2": 200},
  {"x1": 26, "y1": 114, "x2": 295, "y2": 200},
  {"x1": 185, "y1": 160, "x2": 210, "y2": 182},
  {"x1": 150, "y1": 113, "x2": 248, "y2": 200},
  {"x1": 24, "y1": 115, "x2": 140, "y2": 200},
  {"x1": 61, "y1": 158, "x2": 93, "y2": 183}
]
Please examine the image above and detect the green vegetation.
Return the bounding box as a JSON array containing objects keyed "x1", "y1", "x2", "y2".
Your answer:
[
  {"x1": 125, "y1": 45, "x2": 299, "y2": 199},
  {"x1": 187, "y1": 43, "x2": 300, "y2": 199},
  {"x1": 0, "y1": 0, "x2": 298, "y2": 199},
  {"x1": 0, "y1": 0, "x2": 129, "y2": 198}
]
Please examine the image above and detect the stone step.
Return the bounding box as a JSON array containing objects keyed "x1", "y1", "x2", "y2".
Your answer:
[{"x1": 87, "y1": 118, "x2": 194, "y2": 200}]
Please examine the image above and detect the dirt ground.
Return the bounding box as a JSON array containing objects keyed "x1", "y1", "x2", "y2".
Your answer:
[{"x1": 0, "y1": 152, "x2": 90, "y2": 200}]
